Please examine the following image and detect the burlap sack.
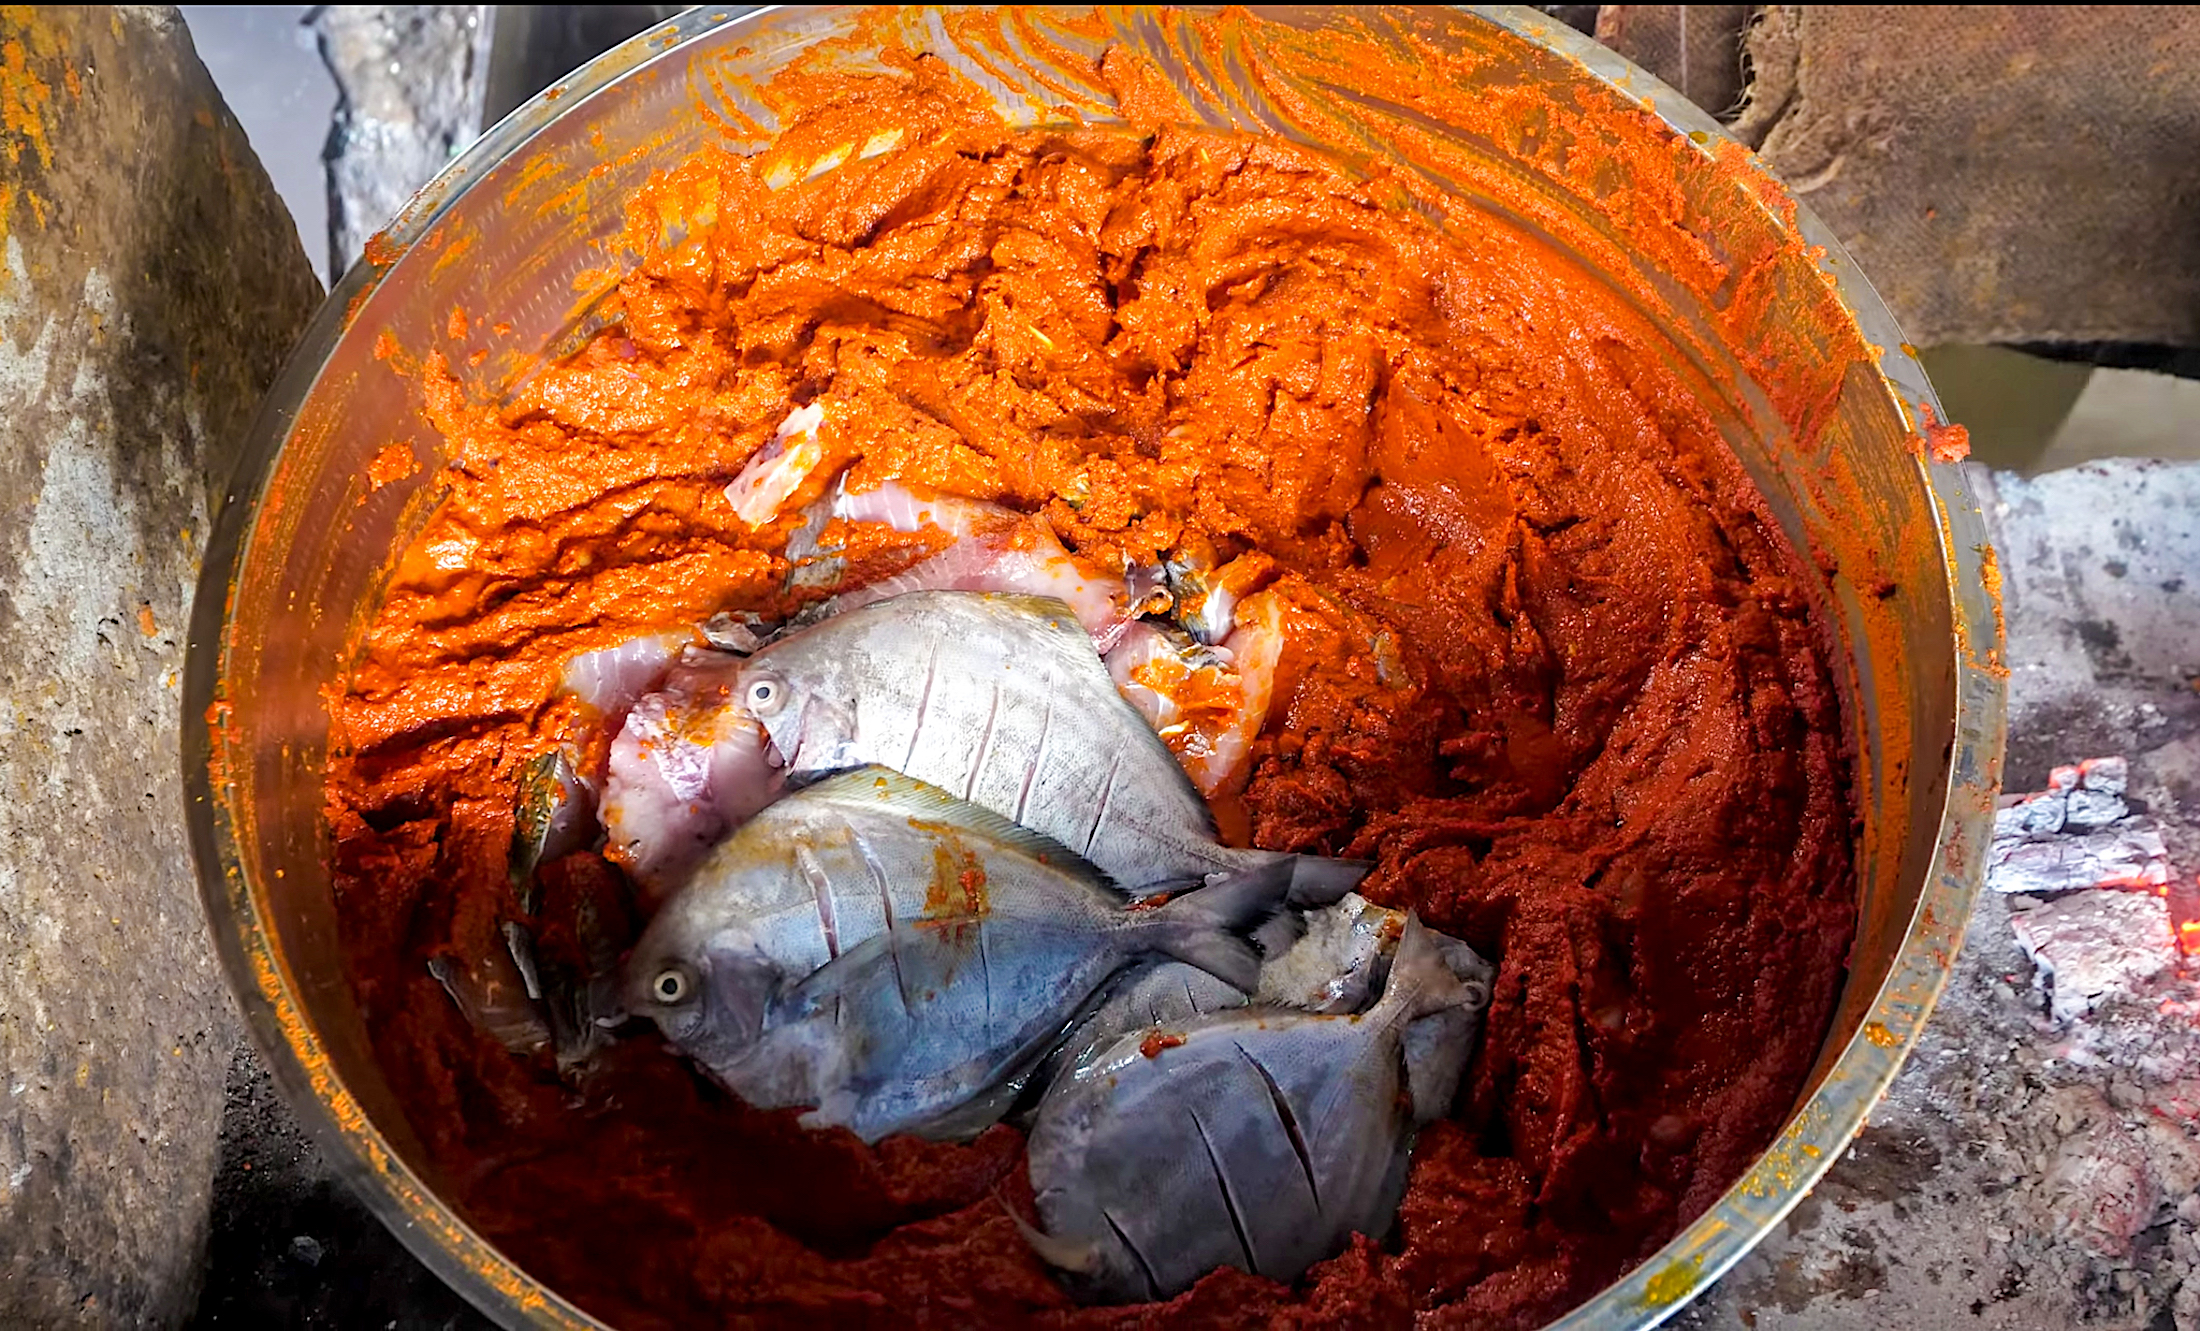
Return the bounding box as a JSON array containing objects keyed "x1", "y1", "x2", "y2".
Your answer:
[{"x1": 1597, "y1": 6, "x2": 2200, "y2": 348}]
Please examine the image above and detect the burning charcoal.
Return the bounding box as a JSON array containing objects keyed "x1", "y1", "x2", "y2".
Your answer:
[
  {"x1": 2056, "y1": 757, "x2": 2133, "y2": 831},
  {"x1": 1988, "y1": 756, "x2": 2167, "y2": 894},
  {"x1": 2080, "y1": 756, "x2": 2130, "y2": 795},
  {"x1": 1989, "y1": 823, "x2": 2170, "y2": 894},
  {"x1": 1996, "y1": 791, "x2": 2067, "y2": 837},
  {"x1": 2062, "y1": 787, "x2": 2129, "y2": 833},
  {"x1": 2009, "y1": 890, "x2": 2175, "y2": 1021}
]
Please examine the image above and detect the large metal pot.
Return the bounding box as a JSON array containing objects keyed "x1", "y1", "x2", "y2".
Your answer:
[{"x1": 183, "y1": 6, "x2": 2007, "y2": 1327}]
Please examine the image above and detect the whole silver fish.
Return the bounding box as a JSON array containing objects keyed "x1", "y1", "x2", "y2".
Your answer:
[
  {"x1": 1022, "y1": 915, "x2": 1481, "y2": 1303},
  {"x1": 1036, "y1": 894, "x2": 1493, "y2": 1122},
  {"x1": 625, "y1": 768, "x2": 1285, "y2": 1138},
  {"x1": 733, "y1": 590, "x2": 1363, "y2": 903}
]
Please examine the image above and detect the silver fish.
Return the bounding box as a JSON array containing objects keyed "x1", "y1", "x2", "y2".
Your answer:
[
  {"x1": 1035, "y1": 894, "x2": 1493, "y2": 1119},
  {"x1": 734, "y1": 590, "x2": 1363, "y2": 903},
  {"x1": 1022, "y1": 915, "x2": 1482, "y2": 1303},
  {"x1": 1032, "y1": 962, "x2": 1247, "y2": 1102},
  {"x1": 428, "y1": 949, "x2": 549, "y2": 1058},
  {"x1": 625, "y1": 768, "x2": 1285, "y2": 1133}
]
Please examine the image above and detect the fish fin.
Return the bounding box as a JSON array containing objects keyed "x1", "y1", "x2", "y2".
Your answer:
[
  {"x1": 978, "y1": 591, "x2": 1087, "y2": 629},
  {"x1": 1141, "y1": 924, "x2": 1261, "y2": 994},
  {"x1": 796, "y1": 1086, "x2": 865, "y2": 1137},
  {"x1": 1281, "y1": 852, "x2": 1372, "y2": 908},
  {"x1": 1374, "y1": 914, "x2": 1479, "y2": 1025},
  {"x1": 1134, "y1": 858, "x2": 1295, "y2": 991},
  {"x1": 995, "y1": 1189, "x2": 1101, "y2": 1275},
  {"x1": 797, "y1": 766, "x2": 1115, "y2": 886}
]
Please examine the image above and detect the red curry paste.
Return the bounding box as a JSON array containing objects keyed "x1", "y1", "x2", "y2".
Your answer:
[{"x1": 325, "y1": 18, "x2": 1856, "y2": 1330}]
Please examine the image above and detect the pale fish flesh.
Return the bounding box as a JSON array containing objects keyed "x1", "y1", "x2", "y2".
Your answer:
[
  {"x1": 600, "y1": 647, "x2": 787, "y2": 906},
  {"x1": 724, "y1": 401, "x2": 827, "y2": 527},
  {"x1": 1022, "y1": 915, "x2": 1482, "y2": 1303},
  {"x1": 735, "y1": 590, "x2": 1363, "y2": 903},
  {"x1": 626, "y1": 769, "x2": 1286, "y2": 1140},
  {"x1": 557, "y1": 628, "x2": 699, "y2": 722},
  {"x1": 516, "y1": 626, "x2": 708, "y2": 886},
  {"x1": 1104, "y1": 607, "x2": 1281, "y2": 799},
  {"x1": 789, "y1": 478, "x2": 1147, "y2": 651}
]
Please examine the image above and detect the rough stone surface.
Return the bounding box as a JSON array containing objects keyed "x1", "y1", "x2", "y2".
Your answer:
[
  {"x1": 314, "y1": 4, "x2": 488, "y2": 278},
  {"x1": 0, "y1": 7, "x2": 321, "y2": 1325}
]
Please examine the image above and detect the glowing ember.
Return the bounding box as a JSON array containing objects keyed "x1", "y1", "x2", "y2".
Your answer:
[
  {"x1": 2172, "y1": 876, "x2": 2200, "y2": 958},
  {"x1": 2011, "y1": 891, "x2": 2176, "y2": 1021},
  {"x1": 1994, "y1": 757, "x2": 2197, "y2": 1017},
  {"x1": 1990, "y1": 757, "x2": 2171, "y2": 898}
]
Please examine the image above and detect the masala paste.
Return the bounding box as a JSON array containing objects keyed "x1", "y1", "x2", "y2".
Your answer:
[{"x1": 324, "y1": 22, "x2": 1857, "y2": 1330}]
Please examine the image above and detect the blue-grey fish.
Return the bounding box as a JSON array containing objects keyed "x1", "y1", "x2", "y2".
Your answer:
[
  {"x1": 732, "y1": 591, "x2": 1363, "y2": 904},
  {"x1": 1035, "y1": 894, "x2": 1492, "y2": 1124},
  {"x1": 625, "y1": 768, "x2": 1285, "y2": 1140},
  {"x1": 1022, "y1": 915, "x2": 1480, "y2": 1303}
]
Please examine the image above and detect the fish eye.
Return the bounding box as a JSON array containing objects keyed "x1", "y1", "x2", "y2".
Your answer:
[
  {"x1": 652, "y1": 965, "x2": 695, "y2": 1005},
  {"x1": 745, "y1": 674, "x2": 785, "y2": 716}
]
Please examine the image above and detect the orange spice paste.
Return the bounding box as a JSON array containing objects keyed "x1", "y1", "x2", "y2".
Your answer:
[{"x1": 324, "y1": 16, "x2": 1856, "y2": 1329}]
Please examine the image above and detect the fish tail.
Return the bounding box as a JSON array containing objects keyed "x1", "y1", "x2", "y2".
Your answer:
[
  {"x1": 1130, "y1": 858, "x2": 1293, "y2": 991},
  {"x1": 1376, "y1": 914, "x2": 1483, "y2": 1025},
  {"x1": 1276, "y1": 851, "x2": 1371, "y2": 908}
]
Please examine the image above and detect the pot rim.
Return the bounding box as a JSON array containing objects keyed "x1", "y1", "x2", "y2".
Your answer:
[
  {"x1": 1457, "y1": 9, "x2": 2007, "y2": 1325},
  {"x1": 180, "y1": 6, "x2": 2008, "y2": 1328}
]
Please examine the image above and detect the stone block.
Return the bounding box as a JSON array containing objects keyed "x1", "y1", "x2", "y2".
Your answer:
[{"x1": 0, "y1": 8, "x2": 321, "y2": 1324}]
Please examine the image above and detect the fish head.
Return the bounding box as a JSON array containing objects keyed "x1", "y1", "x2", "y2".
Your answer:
[
  {"x1": 734, "y1": 644, "x2": 854, "y2": 773},
  {"x1": 624, "y1": 898, "x2": 781, "y2": 1070}
]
